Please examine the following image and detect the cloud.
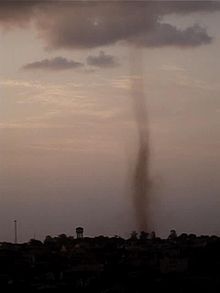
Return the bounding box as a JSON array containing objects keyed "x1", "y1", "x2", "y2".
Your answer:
[
  {"x1": 87, "y1": 51, "x2": 118, "y2": 68},
  {"x1": 0, "y1": 1, "x2": 37, "y2": 28},
  {"x1": 0, "y1": 1, "x2": 219, "y2": 49},
  {"x1": 130, "y1": 23, "x2": 212, "y2": 47},
  {"x1": 22, "y1": 57, "x2": 83, "y2": 71}
]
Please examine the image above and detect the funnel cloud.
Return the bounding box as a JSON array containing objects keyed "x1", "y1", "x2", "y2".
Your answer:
[{"x1": 131, "y1": 50, "x2": 152, "y2": 232}]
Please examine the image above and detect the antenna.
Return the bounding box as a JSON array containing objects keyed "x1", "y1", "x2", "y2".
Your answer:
[{"x1": 14, "y1": 220, "x2": 17, "y2": 244}]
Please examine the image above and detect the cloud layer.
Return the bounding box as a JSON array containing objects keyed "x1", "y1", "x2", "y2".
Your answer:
[
  {"x1": 87, "y1": 51, "x2": 118, "y2": 68},
  {"x1": 130, "y1": 23, "x2": 212, "y2": 47},
  {"x1": 0, "y1": 1, "x2": 219, "y2": 49},
  {"x1": 23, "y1": 57, "x2": 83, "y2": 71}
]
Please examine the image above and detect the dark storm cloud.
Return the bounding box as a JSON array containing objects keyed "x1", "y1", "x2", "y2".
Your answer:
[
  {"x1": 130, "y1": 23, "x2": 212, "y2": 47},
  {"x1": 87, "y1": 51, "x2": 118, "y2": 68},
  {"x1": 0, "y1": 1, "x2": 38, "y2": 27},
  {"x1": 0, "y1": 1, "x2": 220, "y2": 48},
  {"x1": 22, "y1": 57, "x2": 83, "y2": 71}
]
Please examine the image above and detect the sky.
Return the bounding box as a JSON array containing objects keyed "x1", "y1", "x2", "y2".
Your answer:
[{"x1": 0, "y1": 0, "x2": 220, "y2": 242}]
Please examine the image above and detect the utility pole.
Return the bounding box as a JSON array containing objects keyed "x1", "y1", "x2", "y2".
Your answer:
[{"x1": 14, "y1": 220, "x2": 17, "y2": 244}]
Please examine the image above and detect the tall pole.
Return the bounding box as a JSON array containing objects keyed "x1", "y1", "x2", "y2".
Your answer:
[{"x1": 14, "y1": 220, "x2": 17, "y2": 244}]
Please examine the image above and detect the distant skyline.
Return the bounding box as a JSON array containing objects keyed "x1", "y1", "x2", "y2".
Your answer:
[{"x1": 0, "y1": 1, "x2": 220, "y2": 242}]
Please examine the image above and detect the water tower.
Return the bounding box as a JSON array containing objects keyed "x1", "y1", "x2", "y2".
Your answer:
[{"x1": 76, "y1": 227, "x2": 84, "y2": 239}]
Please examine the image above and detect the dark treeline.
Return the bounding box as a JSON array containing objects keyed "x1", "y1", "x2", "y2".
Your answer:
[{"x1": 1, "y1": 231, "x2": 220, "y2": 292}]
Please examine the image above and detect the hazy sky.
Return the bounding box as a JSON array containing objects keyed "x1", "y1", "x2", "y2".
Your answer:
[{"x1": 0, "y1": 1, "x2": 220, "y2": 242}]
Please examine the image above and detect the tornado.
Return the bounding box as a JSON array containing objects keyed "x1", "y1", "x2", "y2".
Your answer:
[{"x1": 130, "y1": 48, "x2": 152, "y2": 232}]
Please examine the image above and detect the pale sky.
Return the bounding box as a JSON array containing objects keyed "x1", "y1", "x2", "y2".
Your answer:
[{"x1": 0, "y1": 1, "x2": 220, "y2": 242}]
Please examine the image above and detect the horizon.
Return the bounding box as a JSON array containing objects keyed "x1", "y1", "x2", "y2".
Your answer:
[
  {"x1": 2, "y1": 225, "x2": 220, "y2": 245},
  {"x1": 3, "y1": 220, "x2": 220, "y2": 244}
]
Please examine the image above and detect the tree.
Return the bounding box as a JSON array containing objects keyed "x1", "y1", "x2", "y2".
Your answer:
[
  {"x1": 29, "y1": 239, "x2": 43, "y2": 247},
  {"x1": 168, "y1": 229, "x2": 177, "y2": 240},
  {"x1": 139, "y1": 231, "x2": 149, "y2": 240},
  {"x1": 130, "y1": 231, "x2": 138, "y2": 240}
]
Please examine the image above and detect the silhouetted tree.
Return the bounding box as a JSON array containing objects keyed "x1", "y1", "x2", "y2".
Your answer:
[
  {"x1": 29, "y1": 239, "x2": 43, "y2": 247},
  {"x1": 168, "y1": 229, "x2": 177, "y2": 240},
  {"x1": 139, "y1": 231, "x2": 149, "y2": 240},
  {"x1": 150, "y1": 231, "x2": 156, "y2": 240},
  {"x1": 130, "y1": 231, "x2": 138, "y2": 240}
]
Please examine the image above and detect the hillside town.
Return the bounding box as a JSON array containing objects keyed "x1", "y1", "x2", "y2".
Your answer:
[{"x1": 0, "y1": 228, "x2": 220, "y2": 292}]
